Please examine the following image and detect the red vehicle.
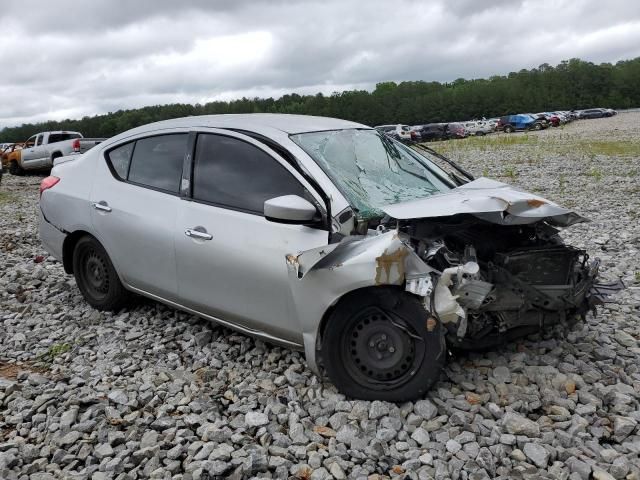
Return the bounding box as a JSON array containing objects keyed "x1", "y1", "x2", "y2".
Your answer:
[{"x1": 446, "y1": 123, "x2": 468, "y2": 139}]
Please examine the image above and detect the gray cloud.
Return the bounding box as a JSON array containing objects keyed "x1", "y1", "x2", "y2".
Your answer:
[{"x1": 1, "y1": 0, "x2": 639, "y2": 127}]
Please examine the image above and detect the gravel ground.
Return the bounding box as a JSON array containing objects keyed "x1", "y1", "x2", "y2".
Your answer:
[{"x1": 1, "y1": 113, "x2": 639, "y2": 480}]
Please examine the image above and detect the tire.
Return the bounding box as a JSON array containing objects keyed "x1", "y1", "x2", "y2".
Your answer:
[
  {"x1": 321, "y1": 287, "x2": 445, "y2": 401},
  {"x1": 504, "y1": 125, "x2": 514, "y2": 133},
  {"x1": 475, "y1": 131, "x2": 485, "y2": 136},
  {"x1": 72, "y1": 236, "x2": 129, "y2": 311},
  {"x1": 9, "y1": 161, "x2": 24, "y2": 176},
  {"x1": 533, "y1": 123, "x2": 542, "y2": 131}
]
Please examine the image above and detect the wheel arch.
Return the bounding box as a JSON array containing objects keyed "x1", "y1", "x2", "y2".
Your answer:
[
  {"x1": 303, "y1": 283, "x2": 416, "y2": 376},
  {"x1": 315, "y1": 285, "x2": 405, "y2": 355},
  {"x1": 62, "y1": 230, "x2": 93, "y2": 274}
]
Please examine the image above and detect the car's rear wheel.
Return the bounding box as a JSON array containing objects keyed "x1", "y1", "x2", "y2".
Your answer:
[
  {"x1": 534, "y1": 123, "x2": 543, "y2": 130},
  {"x1": 321, "y1": 288, "x2": 445, "y2": 401},
  {"x1": 9, "y1": 161, "x2": 24, "y2": 176},
  {"x1": 73, "y1": 236, "x2": 129, "y2": 311},
  {"x1": 504, "y1": 125, "x2": 514, "y2": 133}
]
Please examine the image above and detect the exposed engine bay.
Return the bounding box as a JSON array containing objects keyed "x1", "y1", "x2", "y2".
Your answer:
[{"x1": 401, "y1": 215, "x2": 599, "y2": 348}]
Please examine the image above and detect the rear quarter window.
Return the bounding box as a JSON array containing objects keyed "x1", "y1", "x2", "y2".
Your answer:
[
  {"x1": 106, "y1": 142, "x2": 135, "y2": 179},
  {"x1": 105, "y1": 134, "x2": 187, "y2": 194}
]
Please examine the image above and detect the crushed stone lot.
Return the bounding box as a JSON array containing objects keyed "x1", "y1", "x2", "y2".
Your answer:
[{"x1": 1, "y1": 113, "x2": 640, "y2": 480}]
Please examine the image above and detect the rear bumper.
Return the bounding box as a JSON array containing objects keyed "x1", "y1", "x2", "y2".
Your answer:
[{"x1": 38, "y1": 208, "x2": 66, "y2": 261}]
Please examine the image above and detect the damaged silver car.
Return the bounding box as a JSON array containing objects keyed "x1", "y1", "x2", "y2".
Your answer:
[{"x1": 38, "y1": 114, "x2": 609, "y2": 401}]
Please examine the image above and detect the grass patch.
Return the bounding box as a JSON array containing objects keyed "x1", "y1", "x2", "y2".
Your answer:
[
  {"x1": 503, "y1": 165, "x2": 518, "y2": 178},
  {"x1": 425, "y1": 136, "x2": 640, "y2": 160},
  {"x1": 578, "y1": 140, "x2": 640, "y2": 157},
  {"x1": 586, "y1": 168, "x2": 603, "y2": 181},
  {"x1": 427, "y1": 133, "x2": 539, "y2": 154},
  {"x1": 38, "y1": 343, "x2": 72, "y2": 363},
  {"x1": 0, "y1": 191, "x2": 15, "y2": 205}
]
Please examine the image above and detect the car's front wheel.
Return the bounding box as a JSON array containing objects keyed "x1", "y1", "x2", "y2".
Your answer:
[
  {"x1": 72, "y1": 235, "x2": 129, "y2": 311},
  {"x1": 9, "y1": 161, "x2": 24, "y2": 176},
  {"x1": 321, "y1": 288, "x2": 445, "y2": 401}
]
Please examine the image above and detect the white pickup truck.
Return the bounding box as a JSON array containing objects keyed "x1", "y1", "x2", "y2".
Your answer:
[{"x1": 9, "y1": 131, "x2": 105, "y2": 175}]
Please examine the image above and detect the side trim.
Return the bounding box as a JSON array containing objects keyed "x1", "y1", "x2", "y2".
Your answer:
[{"x1": 123, "y1": 283, "x2": 304, "y2": 351}]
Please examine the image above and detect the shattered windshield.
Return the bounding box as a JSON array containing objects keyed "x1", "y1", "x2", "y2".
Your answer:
[{"x1": 290, "y1": 129, "x2": 452, "y2": 219}]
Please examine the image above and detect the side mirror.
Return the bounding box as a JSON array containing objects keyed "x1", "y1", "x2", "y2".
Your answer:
[{"x1": 264, "y1": 195, "x2": 318, "y2": 224}]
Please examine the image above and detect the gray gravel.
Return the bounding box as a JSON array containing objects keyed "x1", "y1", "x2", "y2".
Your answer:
[{"x1": 1, "y1": 113, "x2": 640, "y2": 479}]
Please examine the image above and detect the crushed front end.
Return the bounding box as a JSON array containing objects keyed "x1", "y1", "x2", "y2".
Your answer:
[{"x1": 401, "y1": 217, "x2": 600, "y2": 349}]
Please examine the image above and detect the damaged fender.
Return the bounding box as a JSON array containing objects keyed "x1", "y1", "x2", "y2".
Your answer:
[{"x1": 286, "y1": 230, "x2": 436, "y2": 374}]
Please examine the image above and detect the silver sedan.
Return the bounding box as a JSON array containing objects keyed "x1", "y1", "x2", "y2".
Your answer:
[{"x1": 39, "y1": 114, "x2": 601, "y2": 401}]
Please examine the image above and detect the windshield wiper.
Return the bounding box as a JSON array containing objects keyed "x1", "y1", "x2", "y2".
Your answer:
[{"x1": 412, "y1": 144, "x2": 475, "y2": 182}]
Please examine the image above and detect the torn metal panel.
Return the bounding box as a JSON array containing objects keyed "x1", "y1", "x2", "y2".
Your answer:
[
  {"x1": 382, "y1": 177, "x2": 588, "y2": 227},
  {"x1": 286, "y1": 229, "x2": 437, "y2": 375},
  {"x1": 287, "y1": 230, "x2": 433, "y2": 280}
]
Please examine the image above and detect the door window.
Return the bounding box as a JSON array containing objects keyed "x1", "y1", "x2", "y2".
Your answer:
[
  {"x1": 192, "y1": 134, "x2": 306, "y2": 214},
  {"x1": 126, "y1": 134, "x2": 187, "y2": 193},
  {"x1": 25, "y1": 135, "x2": 37, "y2": 148},
  {"x1": 36, "y1": 135, "x2": 44, "y2": 146}
]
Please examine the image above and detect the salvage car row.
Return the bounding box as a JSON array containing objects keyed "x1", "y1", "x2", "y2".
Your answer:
[
  {"x1": 0, "y1": 131, "x2": 105, "y2": 178},
  {"x1": 376, "y1": 107, "x2": 618, "y2": 142}
]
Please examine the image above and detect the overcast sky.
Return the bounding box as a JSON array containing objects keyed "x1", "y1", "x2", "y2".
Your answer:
[{"x1": 1, "y1": 0, "x2": 639, "y2": 127}]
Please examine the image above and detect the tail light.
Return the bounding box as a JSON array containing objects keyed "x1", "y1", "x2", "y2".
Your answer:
[
  {"x1": 40, "y1": 176, "x2": 60, "y2": 197},
  {"x1": 72, "y1": 138, "x2": 81, "y2": 152}
]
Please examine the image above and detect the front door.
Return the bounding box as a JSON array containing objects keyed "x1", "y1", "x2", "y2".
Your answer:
[
  {"x1": 20, "y1": 135, "x2": 39, "y2": 168},
  {"x1": 175, "y1": 131, "x2": 328, "y2": 343}
]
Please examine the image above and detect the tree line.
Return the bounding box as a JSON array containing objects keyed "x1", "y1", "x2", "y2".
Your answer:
[{"x1": 1, "y1": 57, "x2": 639, "y2": 143}]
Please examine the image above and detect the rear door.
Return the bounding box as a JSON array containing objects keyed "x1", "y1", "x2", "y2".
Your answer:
[
  {"x1": 175, "y1": 130, "x2": 328, "y2": 343},
  {"x1": 90, "y1": 131, "x2": 189, "y2": 301}
]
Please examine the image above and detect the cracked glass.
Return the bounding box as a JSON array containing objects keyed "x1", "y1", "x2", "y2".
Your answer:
[{"x1": 291, "y1": 129, "x2": 451, "y2": 219}]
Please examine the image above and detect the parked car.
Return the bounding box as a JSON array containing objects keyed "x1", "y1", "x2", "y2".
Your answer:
[
  {"x1": 415, "y1": 123, "x2": 448, "y2": 141},
  {"x1": 39, "y1": 114, "x2": 603, "y2": 401},
  {"x1": 1, "y1": 144, "x2": 16, "y2": 170},
  {"x1": 497, "y1": 114, "x2": 546, "y2": 133},
  {"x1": 374, "y1": 124, "x2": 417, "y2": 142},
  {"x1": 463, "y1": 121, "x2": 494, "y2": 136},
  {"x1": 578, "y1": 109, "x2": 612, "y2": 119},
  {"x1": 9, "y1": 131, "x2": 105, "y2": 175},
  {"x1": 485, "y1": 118, "x2": 500, "y2": 130},
  {"x1": 536, "y1": 113, "x2": 560, "y2": 127},
  {"x1": 5, "y1": 143, "x2": 23, "y2": 171},
  {"x1": 446, "y1": 122, "x2": 468, "y2": 139}
]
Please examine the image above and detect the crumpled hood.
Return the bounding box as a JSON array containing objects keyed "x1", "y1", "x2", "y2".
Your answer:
[{"x1": 381, "y1": 177, "x2": 588, "y2": 226}]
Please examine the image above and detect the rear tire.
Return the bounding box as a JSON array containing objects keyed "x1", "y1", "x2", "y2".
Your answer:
[
  {"x1": 9, "y1": 161, "x2": 24, "y2": 176},
  {"x1": 72, "y1": 236, "x2": 129, "y2": 311},
  {"x1": 534, "y1": 123, "x2": 543, "y2": 131},
  {"x1": 504, "y1": 125, "x2": 514, "y2": 133},
  {"x1": 321, "y1": 288, "x2": 445, "y2": 401}
]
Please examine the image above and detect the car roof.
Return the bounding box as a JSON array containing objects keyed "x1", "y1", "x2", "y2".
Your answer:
[{"x1": 127, "y1": 114, "x2": 368, "y2": 136}]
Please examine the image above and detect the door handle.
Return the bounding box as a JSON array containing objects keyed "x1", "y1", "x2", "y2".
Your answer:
[
  {"x1": 185, "y1": 228, "x2": 212, "y2": 241},
  {"x1": 92, "y1": 201, "x2": 112, "y2": 213}
]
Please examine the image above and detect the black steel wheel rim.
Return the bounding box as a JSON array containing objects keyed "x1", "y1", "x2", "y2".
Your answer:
[
  {"x1": 80, "y1": 247, "x2": 110, "y2": 299},
  {"x1": 342, "y1": 307, "x2": 424, "y2": 390}
]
